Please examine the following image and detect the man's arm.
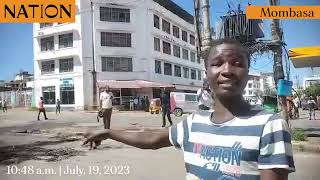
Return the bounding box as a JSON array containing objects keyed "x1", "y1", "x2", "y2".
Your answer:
[
  {"x1": 83, "y1": 128, "x2": 172, "y2": 150},
  {"x1": 260, "y1": 169, "x2": 288, "y2": 180}
]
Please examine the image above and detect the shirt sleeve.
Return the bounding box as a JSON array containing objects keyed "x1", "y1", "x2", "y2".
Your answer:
[
  {"x1": 169, "y1": 119, "x2": 187, "y2": 149},
  {"x1": 258, "y1": 114, "x2": 295, "y2": 172}
]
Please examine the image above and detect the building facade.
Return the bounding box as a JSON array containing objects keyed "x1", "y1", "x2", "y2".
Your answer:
[
  {"x1": 243, "y1": 73, "x2": 275, "y2": 103},
  {"x1": 33, "y1": 0, "x2": 203, "y2": 110}
]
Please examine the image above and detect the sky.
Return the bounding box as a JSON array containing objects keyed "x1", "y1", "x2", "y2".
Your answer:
[{"x1": 0, "y1": 0, "x2": 319, "y2": 85}]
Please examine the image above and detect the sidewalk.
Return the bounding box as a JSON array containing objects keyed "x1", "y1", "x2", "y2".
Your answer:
[{"x1": 289, "y1": 109, "x2": 320, "y2": 153}]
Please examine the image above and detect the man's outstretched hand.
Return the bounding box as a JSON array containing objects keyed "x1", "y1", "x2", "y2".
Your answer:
[{"x1": 83, "y1": 130, "x2": 109, "y2": 150}]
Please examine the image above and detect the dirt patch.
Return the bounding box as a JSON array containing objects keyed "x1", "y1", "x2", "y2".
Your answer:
[{"x1": 0, "y1": 138, "x2": 85, "y2": 165}]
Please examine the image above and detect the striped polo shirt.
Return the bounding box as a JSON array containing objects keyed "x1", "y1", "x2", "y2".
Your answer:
[{"x1": 169, "y1": 108, "x2": 295, "y2": 180}]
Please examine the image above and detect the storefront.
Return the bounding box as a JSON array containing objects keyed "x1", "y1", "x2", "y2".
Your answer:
[{"x1": 97, "y1": 80, "x2": 175, "y2": 110}]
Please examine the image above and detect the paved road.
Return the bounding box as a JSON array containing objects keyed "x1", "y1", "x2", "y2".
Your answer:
[{"x1": 0, "y1": 109, "x2": 319, "y2": 180}]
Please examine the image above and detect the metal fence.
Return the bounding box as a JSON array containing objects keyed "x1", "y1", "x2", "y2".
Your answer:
[{"x1": 0, "y1": 90, "x2": 33, "y2": 108}]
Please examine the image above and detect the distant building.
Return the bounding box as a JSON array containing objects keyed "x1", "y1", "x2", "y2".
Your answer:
[
  {"x1": 5, "y1": 71, "x2": 34, "y2": 90},
  {"x1": 14, "y1": 71, "x2": 34, "y2": 81},
  {"x1": 243, "y1": 72, "x2": 275, "y2": 103},
  {"x1": 303, "y1": 75, "x2": 320, "y2": 89}
]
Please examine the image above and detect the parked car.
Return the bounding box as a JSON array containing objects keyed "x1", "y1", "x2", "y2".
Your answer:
[{"x1": 170, "y1": 92, "x2": 198, "y2": 117}]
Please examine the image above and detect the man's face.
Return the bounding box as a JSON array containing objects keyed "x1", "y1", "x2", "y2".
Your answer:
[{"x1": 206, "y1": 43, "x2": 249, "y2": 98}]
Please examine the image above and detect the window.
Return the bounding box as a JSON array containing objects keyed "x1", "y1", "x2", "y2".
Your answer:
[
  {"x1": 191, "y1": 69, "x2": 196, "y2": 80},
  {"x1": 198, "y1": 70, "x2": 202, "y2": 80},
  {"x1": 190, "y1": 34, "x2": 195, "y2": 45},
  {"x1": 61, "y1": 86, "x2": 74, "y2": 104},
  {"x1": 190, "y1": 52, "x2": 196, "y2": 62},
  {"x1": 164, "y1": 63, "x2": 172, "y2": 76},
  {"x1": 185, "y1": 94, "x2": 197, "y2": 102},
  {"x1": 155, "y1": 60, "x2": 162, "y2": 74},
  {"x1": 40, "y1": 36, "x2": 54, "y2": 51},
  {"x1": 154, "y1": 37, "x2": 160, "y2": 51},
  {"x1": 154, "y1": 14, "x2": 160, "y2": 29},
  {"x1": 59, "y1": 58, "x2": 73, "y2": 73},
  {"x1": 101, "y1": 57, "x2": 133, "y2": 72},
  {"x1": 101, "y1": 32, "x2": 131, "y2": 47},
  {"x1": 249, "y1": 90, "x2": 253, "y2": 95},
  {"x1": 100, "y1": 7, "x2": 130, "y2": 22},
  {"x1": 182, "y1": 30, "x2": 188, "y2": 42},
  {"x1": 173, "y1": 45, "x2": 180, "y2": 58},
  {"x1": 173, "y1": 25, "x2": 180, "y2": 38},
  {"x1": 183, "y1": 67, "x2": 189, "y2": 78},
  {"x1": 40, "y1": 23, "x2": 53, "y2": 28},
  {"x1": 174, "y1": 65, "x2": 181, "y2": 77},
  {"x1": 59, "y1": 33, "x2": 73, "y2": 48},
  {"x1": 197, "y1": 55, "x2": 201, "y2": 64},
  {"x1": 162, "y1": 19, "x2": 170, "y2": 34},
  {"x1": 41, "y1": 60, "x2": 55, "y2": 74},
  {"x1": 162, "y1": 41, "x2": 171, "y2": 55},
  {"x1": 248, "y1": 83, "x2": 252, "y2": 88},
  {"x1": 42, "y1": 86, "x2": 55, "y2": 104},
  {"x1": 182, "y1": 49, "x2": 189, "y2": 60}
]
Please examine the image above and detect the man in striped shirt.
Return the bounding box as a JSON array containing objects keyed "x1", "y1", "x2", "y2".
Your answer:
[{"x1": 84, "y1": 39, "x2": 295, "y2": 180}]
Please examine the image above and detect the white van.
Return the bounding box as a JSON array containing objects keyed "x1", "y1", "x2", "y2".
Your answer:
[{"x1": 170, "y1": 92, "x2": 198, "y2": 117}]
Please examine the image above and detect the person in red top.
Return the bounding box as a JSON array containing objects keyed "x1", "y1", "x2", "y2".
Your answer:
[{"x1": 38, "y1": 97, "x2": 48, "y2": 121}]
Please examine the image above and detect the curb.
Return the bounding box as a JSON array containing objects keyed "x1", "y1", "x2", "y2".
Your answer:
[{"x1": 292, "y1": 141, "x2": 320, "y2": 153}]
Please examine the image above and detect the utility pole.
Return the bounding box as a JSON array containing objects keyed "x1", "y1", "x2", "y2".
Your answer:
[
  {"x1": 200, "y1": 0, "x2": 212, "y2": 51},
  {"x1": 194, "y1": 0, "x2": 202, "y2": 63},
  {"x1": 269, "y1": 0, "x2": 288, "y2": 122},
  {"x1": 91, "y1": 2, "x2": 97, "y2": 109}
]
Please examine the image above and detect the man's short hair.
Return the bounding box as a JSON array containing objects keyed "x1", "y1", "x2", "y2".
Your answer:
[{"x1": 204, "y1": 39, "x2": 250, "y2": 69}]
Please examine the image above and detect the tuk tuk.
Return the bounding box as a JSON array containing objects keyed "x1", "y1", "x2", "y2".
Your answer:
[{"x1": 149, "y1": 98, "x2": 161, "y2": 114}]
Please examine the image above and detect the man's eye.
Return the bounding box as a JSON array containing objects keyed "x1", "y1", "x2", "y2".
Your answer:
[
  {"x1": 234, "y1": 62, "x2": 242, "y2": 67},
  {"x1": 211, "y1": 62, "x2": 222, "y2": 67}
]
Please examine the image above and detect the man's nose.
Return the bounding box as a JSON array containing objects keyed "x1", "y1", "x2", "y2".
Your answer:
[{"x1": 221, "y1": 62, "x2": 233, "y2": 76}]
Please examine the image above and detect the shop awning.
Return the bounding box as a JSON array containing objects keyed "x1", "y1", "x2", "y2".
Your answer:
[
  {"x1": 289, "y1": 46, "x2": 320, "y2": 68},
  {"x1": 97, "y1": 80, "x2": 175, "y2": 89}
]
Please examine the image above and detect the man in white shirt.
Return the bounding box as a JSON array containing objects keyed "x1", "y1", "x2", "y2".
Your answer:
[
  {"x1": 100, "y1": 88, "x2": 113, "y2": 129},
  {"x1": 197, "y1": 79, "x2": 213, "y2": 110}
]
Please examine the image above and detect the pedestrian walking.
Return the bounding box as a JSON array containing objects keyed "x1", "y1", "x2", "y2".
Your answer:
[
  {"x1": 0, "y1": 99, "x2": 2, "y2": 111},
  {"x1": 197, "y1": 78, "x2": 213, "y2": 110},
  {"x1": 160, "y1": 89, "x2": 172, "y2": 127},
  {"x1": 56, "y1": 99, "x2": 61, "y2": 114},
  {"x1": 293, "y1": 96, "x2": 300, "y2": 119},
  {"x1": 133, "y1": 97, "x2": 139, "y2": 111},
  {"x1": 145, "y1": 96, "x2": 150, "y2": 112},
  {"x1": 84, "y1": 39, "x2": 295, "y2": 179},
  {"x1": 129, "y1": 98, "x2": 134, "y2": 111},
  {"x1": 100, "y1": 88, "x2": 113, "y2": 129},
  {"x1": 2, "y1": 100, "x2": 7, "y2": 112},
  {"x1": 141, "y1": 96, "x2": 146, "y2": 111},
  {"x1": 307, "y1": 96, "x2": 316, "y2": 120},
  {"x1": 37, "y1": 97, "x2": 48, "y2": 120}
]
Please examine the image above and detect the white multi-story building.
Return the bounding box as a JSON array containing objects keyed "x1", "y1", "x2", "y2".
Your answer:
[
  {"x1": 243, "y1": 72, "x2": 275, "y2": 102},
  {"x1": 33, "y1": 0, "x2": 203, "y2": 110}
]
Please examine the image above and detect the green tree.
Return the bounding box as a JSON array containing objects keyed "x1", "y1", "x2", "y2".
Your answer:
[{"x1": 304, "y1": 83, "x2": 320, "y2": 97}]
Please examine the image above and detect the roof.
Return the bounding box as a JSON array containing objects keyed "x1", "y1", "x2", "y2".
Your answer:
[
  {"x1": 97, "y1": 80, "x2": 175, "y2": 89},
  {"x1": 153, "y1": 0, "x2": 194, "y2": 24},
  {"x1": 289, "y1": 46, "x2": 320, "y2": 68}
]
